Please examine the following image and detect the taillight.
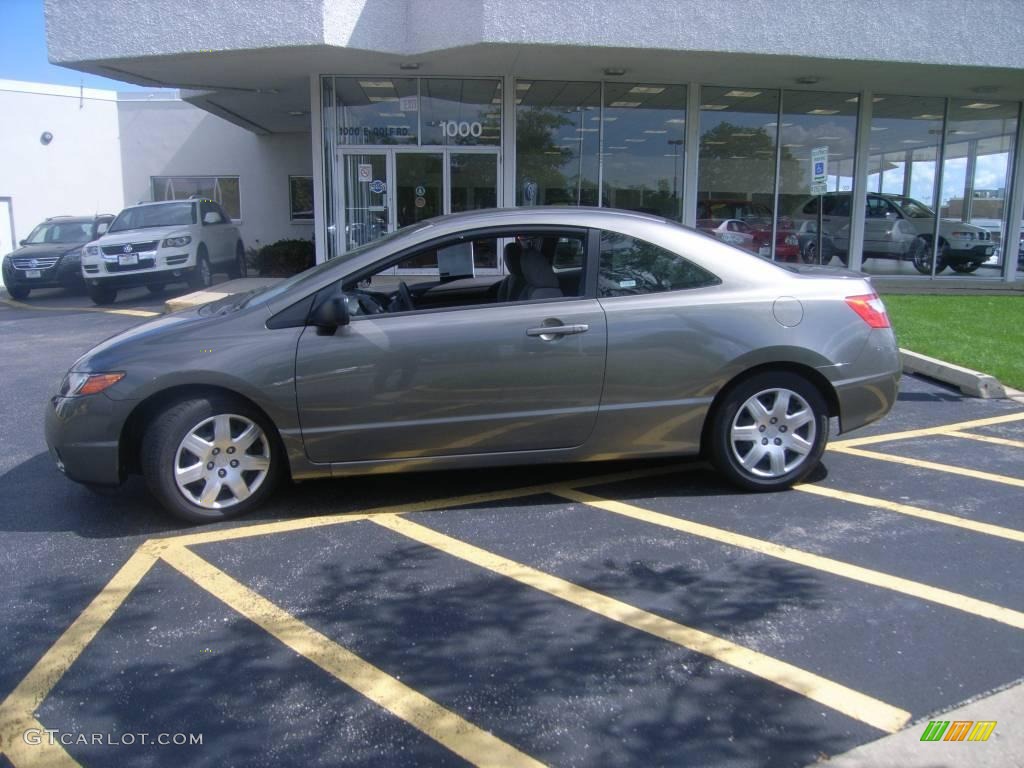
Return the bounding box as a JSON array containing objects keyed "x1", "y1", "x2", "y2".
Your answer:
[{"x1": 845, "y1": 293, "x2": 890, "y2": 328}]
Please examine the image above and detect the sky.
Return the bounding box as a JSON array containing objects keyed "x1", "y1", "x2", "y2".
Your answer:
[{"x1": 0, "y1": 0, "x2": 150, "y2": 90}]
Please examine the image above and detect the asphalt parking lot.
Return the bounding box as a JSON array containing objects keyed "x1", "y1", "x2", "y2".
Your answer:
[{"x1": 1, "y1": 288, "x2": 1022, "y2": 768}]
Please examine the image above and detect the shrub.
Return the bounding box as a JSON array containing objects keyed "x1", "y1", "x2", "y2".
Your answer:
[{"x1": 256, "y1": 239, "x2": 315, "y2": 277}]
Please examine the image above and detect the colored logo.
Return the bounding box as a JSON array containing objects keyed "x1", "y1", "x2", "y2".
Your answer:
[
  {"x1": 369, "y1": 179, "x2": 386, "y2": 194},
  {"x1": 920, "y1": 720, "x2": 997, "y2": 742}
]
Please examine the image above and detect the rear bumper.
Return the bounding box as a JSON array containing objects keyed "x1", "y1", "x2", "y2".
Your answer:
[
  {"x1": 831, "y1": 328, "x2": 901, "y2": 434},
  {"x1": 44, "y1": 393, "x2": 129, "y2": 486}
]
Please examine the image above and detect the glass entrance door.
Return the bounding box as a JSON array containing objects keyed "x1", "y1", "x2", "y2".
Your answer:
[{"x1": 340, "y1": 152, "x2": 391, "y2": 251}]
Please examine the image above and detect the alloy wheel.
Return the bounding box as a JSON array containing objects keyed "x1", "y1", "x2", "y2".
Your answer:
[
  {"x1": 173, "y1": 413, "x2": 270, "y2": 509},
  {"x1": 729, "y1": 388, "x2": 816, "y2": 478}
]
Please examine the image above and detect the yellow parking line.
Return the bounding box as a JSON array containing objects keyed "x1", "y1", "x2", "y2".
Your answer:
[
  {"x1": 160, "y1": 545, "x2": 544, "y2": 768},
  {"x1": 795, "y1": 484, "x2": 1024, "y2": 543},
  {"x1": 160, "y1": 464, "x2": 685, "y2": 548},
  {"x1": 556, "y1": 489, "x2": 1024, "y2": 631},
  {"x1": 0, "y1": 297, "x2": 159, "y2": 317},
  {"x1": 2, "y1": 714, "x2": 81, "y2": 767},
  {"x1": 944, "y1": 430, "x2": 1024, "y2": 450},
  {"x1": 830, "y1": 445, "x2": 1024, "y2": 488},
  {"x1": 0, "y1": 546, "x2": 160, "y2": 764},
  {"x1": 830, "y1": 411, "x2": 1024, "y2": 448},
  {"x1": 372, "y1": 514, "x2": 910, "y2": 733}
]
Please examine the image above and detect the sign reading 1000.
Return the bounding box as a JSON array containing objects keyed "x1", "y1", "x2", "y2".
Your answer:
[{"x1": 438, "y1": 121, "x2": 484, "y2": 139}]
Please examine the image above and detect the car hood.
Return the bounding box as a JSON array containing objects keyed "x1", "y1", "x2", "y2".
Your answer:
[
  {"x1": 96, "y1": 226, "x2": 186, "y2": 245},
  {"x1": 7, "y1": 242, "x2": 85, "y2": 259}
]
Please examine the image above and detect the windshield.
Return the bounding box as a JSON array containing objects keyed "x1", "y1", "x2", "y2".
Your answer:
[
  {"x1": 244, "y1": 223, "x2": 433, "y2": 308},
  {"x1": 24, "y1": 221, "x2": 93, "y2": 245},
  {"x1": 889, "y1": 196, "x2": 935, "y2": 218},
  {"x1": 109, "y1": 202, "x2": 195, "y2": 232}
]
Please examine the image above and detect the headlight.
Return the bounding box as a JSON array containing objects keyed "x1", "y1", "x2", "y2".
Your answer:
[
  {"x1": 64, "y1": 248, "x2": 82, "y2": 260},
  {"x1": 60, "y1": 371, "x2": 125, "y2": 397},
  {"x1": 162, "y1": 235, "x2": 192, "y2": 248},
  {"x1": 950, "y1": 231, "x2": 976, "y2": 240},
  {"x1": 785, "y1": 234, "x2": 799, "y2": 246},
  {"x1": 85, "y1": 245, "x2": 100, "y2": 256}
]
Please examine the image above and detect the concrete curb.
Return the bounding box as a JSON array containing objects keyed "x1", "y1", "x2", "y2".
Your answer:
[
  {"x1": 164, "y1": 277, "x2": 283, "y2": 313},
  {"x1": 900, "y1": 349, "x2": 1007, "y2": 399},
  {"x1": 810, "y1": 680, "x2": 1024, "y2": 767}
]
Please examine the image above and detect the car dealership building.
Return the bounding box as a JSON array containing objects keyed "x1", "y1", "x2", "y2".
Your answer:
[{"x1": 37, "y1": 0, "x2": 1024, "y2": 281}]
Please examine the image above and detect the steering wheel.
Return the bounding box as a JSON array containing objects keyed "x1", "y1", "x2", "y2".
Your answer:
[{"x1": 396, "y1": 281, "x2": 415, "y2": 312}]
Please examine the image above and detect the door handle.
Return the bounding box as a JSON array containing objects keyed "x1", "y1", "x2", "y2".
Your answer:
[{"x1": 526, "y1": 323, "x2": 589, "y2": 339}]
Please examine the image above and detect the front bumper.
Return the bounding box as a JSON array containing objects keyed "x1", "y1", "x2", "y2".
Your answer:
[
  {"x1": 82, "y1": 251, "x2": 194, "y2": 289},
  {"x1": 946, "y1": 243, "x2": 995, "y2": 263},
  {"x1": 3, "y1": 256, "x2": 83, "y2": 290},
  {"x1": 44, "y1": 392, "x2": 130, "y2": 486}
]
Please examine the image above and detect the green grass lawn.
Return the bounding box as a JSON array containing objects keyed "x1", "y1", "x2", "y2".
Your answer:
[{"x1": 882, "y1": 294, "x2": 1024, "y2": 390}]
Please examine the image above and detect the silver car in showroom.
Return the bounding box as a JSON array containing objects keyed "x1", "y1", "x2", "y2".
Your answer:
[{"x1": 45, "y1": 208, "x2": 900, "y2": 522}]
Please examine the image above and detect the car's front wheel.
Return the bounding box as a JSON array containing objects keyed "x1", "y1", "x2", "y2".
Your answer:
[
  {"x1": 187, "y1": 248, "x2": 213, "y2": 291},
  {"x1": 141, "y1": 395, "x2": 281, "y2": 522},
  {"x1": 948, "y1": 260, "x2": 982, "y2": 274},
  {"x1": 6, "y1": 284, "x2": 30, "y2": 300},
  {"x1": 228, "y1": 241, "x2": 247, "y2": 279},
  {"x1": 88, "y1": 284, "x2": 117, "y2": 305},
  {"x1": 709, "y1": 371, "x2": 829, "y2": 491}
]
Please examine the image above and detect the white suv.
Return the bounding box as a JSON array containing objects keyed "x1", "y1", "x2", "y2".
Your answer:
[{"x1": 81, "y1": 199, "x2": 245, "y2": 304}]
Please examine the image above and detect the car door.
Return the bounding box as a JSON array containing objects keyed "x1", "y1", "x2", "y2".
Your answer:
[
  {"x1": 294, "y1": 232, "x2": 608, "y2": 465},
  {"x1": 199, "y1": 201, "x2": 231, "y2": 265}
]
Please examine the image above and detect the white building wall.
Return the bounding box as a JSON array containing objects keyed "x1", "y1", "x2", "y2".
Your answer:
[
  {"x1": 0, "y1": 80, "x2": 124, "y2": 257},
  {"x1": 117, "y1": 98, "x2": 314, "y2": 252}
]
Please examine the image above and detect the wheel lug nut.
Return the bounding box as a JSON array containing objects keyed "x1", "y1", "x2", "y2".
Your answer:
[
  {"x1": 761, "y1": 438, "x2": 769, "y2": 445},
  {"x1": 230, "y1": 460, "x2": 239, "y2": 468},
  {"x1": 770, "y1": 417, "x2": 778, "y2": 424},
  {"x1": 227, "y1": 447, "x2": 235, "y2": 454},
  {"x1": 758, "y1": 425, "x2": 766, "y2": 433},
  {"x1": 779, "y1": 425, "x2": 787, "y2": 433},
  {"x1": 212, "y1": 448, "x2": 220, "y2": 455},
  {"x1": 218, "y1": 469, "x2": 227, "y2": 478},
  {"x1": 774, "y1": 438, "x2": 782, "y2": 445},
  {"x1": 206, "y1": 462, "x2": 214, "y2": 470}
]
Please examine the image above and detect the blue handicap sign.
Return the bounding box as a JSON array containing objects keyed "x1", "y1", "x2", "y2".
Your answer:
[{"x1": 814, "y1": 161, "x2": 825, "y2": 176}]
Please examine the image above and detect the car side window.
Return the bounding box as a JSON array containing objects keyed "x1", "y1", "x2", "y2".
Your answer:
[
  {"x1": 215, "y1": 203, "x2": 233, "y2": 223},
  {"x1": 200, "y1": 202, "x2": 224, "y2": 224},
  {"x1": 598, "y1": 231, "x2": 719, "y2": 298},
  {"x1": 339, "y1": 228, "x2": 587, "y2": 317}
]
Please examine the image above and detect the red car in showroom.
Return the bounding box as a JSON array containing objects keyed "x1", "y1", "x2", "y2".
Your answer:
[{"x1": 697, "y1": 200, "x2": 800, "y2": 261}]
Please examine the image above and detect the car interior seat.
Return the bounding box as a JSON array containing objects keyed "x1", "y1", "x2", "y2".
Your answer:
[
  {"x1": 516, "y1": 247, "x2": 564, "y2": 300},
  {"x1": 496, "y1": 242, "x2": 525, "y2": 302}
]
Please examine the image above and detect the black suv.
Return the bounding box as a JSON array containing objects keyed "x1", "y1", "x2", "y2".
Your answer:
[{"x1": 2, "y1": 215, "x2": 115, "y2": 299}]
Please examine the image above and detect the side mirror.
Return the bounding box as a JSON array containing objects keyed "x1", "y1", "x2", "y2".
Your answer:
[
  {"x1": 19, "y1": 239, "x2": 27, "y2": 247},
  {"x1": 311, "y1": 290, "x2": 351, "y2": 335}
]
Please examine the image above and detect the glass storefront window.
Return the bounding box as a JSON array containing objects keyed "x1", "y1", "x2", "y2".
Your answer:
[
  {"x1": 515, "y1": 80, "x2": 600, "y2": 206},
  {"x1": 859, "y1": 97, "x2": 948, "y2": 276},
  {"x1": 696, "y1": 87, "x2": 781, "y2": 259},
  {"x1": 776, "y1": 91, "x2": 858, "y2": 265},
  {"x1": 335, "y1": 77, "x2": 419, "y2": 146},
  {"x1": 421, "y1": 79, "x2": 502, "y2": 146},
  {"x1": 601, "y1": 83, "x2": 687, "y2": 219},
  {"x1": 938, "y1": 100, "x2": 1018, "y2": 277}
]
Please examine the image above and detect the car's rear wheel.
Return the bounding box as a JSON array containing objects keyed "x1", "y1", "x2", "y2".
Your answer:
[
  {"x1": 948, "y1": 260, "x2": 982, "y2": 274},
  {"x1": 910, "y1": 237, "x2": 949, "y2": 275},
  {"x1": 141, "y1": 395, "x2": 281, "y2": 522},
  {"x1": 228, "y1": 241, "x2": 247, "y2": 279},
  {"x1": 88, "y1": 284, "x2": 117, "y2": 305},
  {"x1": 709, "y1": 371, "x2": 829, "y2": 491},
  {"x1": 6, "y1": 285, "x2": 30, "y2": 300},
  {"x1": 187, "y1": 248, "x2": 212, "y2": 290},
  {"x1": 802, "y1": 242, "x2": 818, "y2": 264}
]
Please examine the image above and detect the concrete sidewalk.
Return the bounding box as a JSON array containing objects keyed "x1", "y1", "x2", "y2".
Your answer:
[
  {"x1": 812, "y1": 681, "x2": 1023, "y2": 767},
  {"x1": 164, "y1": 277, "x2": 282, "y2": 312}
]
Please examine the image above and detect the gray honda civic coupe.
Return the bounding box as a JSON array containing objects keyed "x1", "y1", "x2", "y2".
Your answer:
[{"x1": 45, "y1": 208, "x2": 900, "y2": 523}]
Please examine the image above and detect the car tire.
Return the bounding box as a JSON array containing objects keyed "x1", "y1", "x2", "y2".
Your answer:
[
  {"x1": 228, "y1": 241, "x2": 247, "y2": 279},
  {"x1": 948, "y1": 261, "x2": 981, "y2": 274},
  {"x1": 147, "y1": 283, "x2": 166, "y2": 296},
  {"x1": 187, "y1": 248, "x2": 212, "y2": 291},
  {"x1": 802, "y1": 243, "x2": 817, "y2": 265},
  {"x1": 708, "y1": 371, "x2": 830, "y2": 492},
  {"x1": 88, "y1": 284, "x2": 117, "y2": 305},
  {"x1": 141, "y1": 395, "x2": 281, "y2": 523},
  {"x1": 6, "y1": 285, "x2": 30, "y2": 300},
  {"x1": 910, "y1": 237, "x2": 949, "y2": 275}
]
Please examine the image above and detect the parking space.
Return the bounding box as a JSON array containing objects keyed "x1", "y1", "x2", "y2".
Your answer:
[{"x1": 1, "y1": 301, "x2": 1022, "y2": 767}]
